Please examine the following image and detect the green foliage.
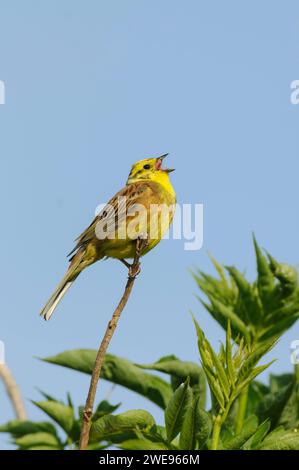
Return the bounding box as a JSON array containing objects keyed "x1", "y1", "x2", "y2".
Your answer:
[
  {"x1": 0, "y1": 392, "x2": 118, "y2": 449},
  {"x1": 256, "y1": 372, "x2": 299, "y2": 430},
  {"x1": 165, "y1": 379, "x2": 193, "y2": 442},
  {"x1": 136, "y1": 355, "x2": 206, "y2": 407},
  {"x1": 193, "y1": 318, "x2": 276, "y2": 449},
  {"x1": 0, "y1": 420, "x2": 57, "y2": 438},
  {"x1": 223, "y1": 415, "x2": 258, "y2": 450},
  {"x1": 256, "y1": 428, "x2": 299, "y2": 450},
  {"x1": 194, "y1": 318, "x2": 275, "y2": 414},
  {"x1": 14, "y1": 432, "x2": 62, "y2": 450},
  {"x1": 32, "y1": 400, "x2": 75, "y2": 436},
  {"x1": 90, "y1": 409, "x2": 155, "y2": 443},
  {"x1": 42, "y1": 351, "x2": 172, "y2": 409},
  {"x1": 179, "y1": 395, "x2": 212, "y2": 450},
  {"x1": 2, "y1": 237, "x2": 299, "y2": 450},
  {"x1": 195, "y1": 406, "x2": 212, "y2": 449},
  {"x1": 242, "y1": 419, "x2": 271, "y2": 449},
  {"x1": 192, "y1": 236, "x2": 299, "y2": 346},
  {"x1": 179, "y1": 394, "x2": 197, "y2": 450}
]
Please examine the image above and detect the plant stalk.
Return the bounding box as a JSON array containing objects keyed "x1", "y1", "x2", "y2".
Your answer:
[
  {"x1": 235, "y1": 386, "x2": 248, "y2": 434},
  {"x1": 210, "y1": 397, "x2": 234, "y2": 450},
  {"x1": 211, "y1": 415, "x2": 222, "y2": 450},
  {"x1": 78, "y1": 239, "x2": 146, "y2": 450},
  {"x1": 0, "y1": 364, "x2": 27, "y2": 420}
]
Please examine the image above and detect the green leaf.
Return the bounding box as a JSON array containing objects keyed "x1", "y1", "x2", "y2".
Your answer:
[
  {"x1": 259, "y1": 315, "x2": 299, "y2": 342},
  {"x1": 246, "y1": 381, "x2": 270, "y2": 417},
  {"x1": 193, "y1": 316, "x2": 205, "y2": 344},
  {"x1": 192, "y1": 270, "x2": 226, "y2": 303},
  {"x1": 265, "y1": 303, "x2": 299, "y2": 325},
  {"x1": 32, "y1": 400, "x2": 75, "y2": 435},
  {"x1": 253, "y1": 374, "x2": 299, "y2": 430},
  {"x1": 242, "y1": 419, "x2": 270, "y2": 449},
  {"x1": 90, "y1": 409, "x2": 155, "y2": 442},
  {"x1": 137, "y1": 355, "x2": 206, "y2": 408},
  {"x1": 66, "y1": 392, "x2": 73, "y2": 408},
  {"x1": 226, "y1": 321, "x2": 235, "y2": 386},
  {"x1": 179, "y1": 394, "x2": 197, "y2": 450},
  {"x1": 195, "y1": 406, "x2": 212, "y2": 449},
  {"x1": 267, "y1": 254, "x2": 298, "y2": 296},
  {"x1": 257, "y1": 427, "x2": 299, "y2": 450},
  {"x1": 225, "y1": 266, "x2": 260, "y2": 325},
  {"x1": 236, "y1": 362, "x2": 275, "y2": 394},
  {"x1": 165, "y1": 379, "x2": 193, "y2": 443},
  {"x1": 196, "y1": 296, "x2": 228, "y2": 332},
  {"x1": 203, "y1": 366, "x2": 225, "y2": 410},
  {"x1": 224, "y1": 415, "x2": 258, "y2": 450},
  {"x1": 0, "y1": 420, "x2": 58, "y2": 438},
  {"x1": 206, "y1": 343, "x2": 230, "y2": 401},
  {"x1": 14, "y1": 432, "x2": 62, "y2": 449},
  {"x1": 253, "y1": 235, "x2": 275, "y2": 312},
  {"x1": 42, "y1": 350, "x2": 172, "y2": 409},
  {"x1": 257, "y1": 383, "x2": 294, "y2": 429},
  {"x1": 209, "y1": 254, "x2": 229, "y2": 289},
  {"x1": 209, "y1": 297, "x2": 251, "y2": 343},
  {"x1": 269, "y1": 373, "x2": 294, "y2": 392},
  {"x1": 238, "y1": 340, "x2": 277, "y2": 383},
  {"x1": 36, "y1": 389, "x2": 62, "y2": 403},
  {"x1": 193, "y1": 318, "x2": 226, "y2": 409},
  {"x1": 137, "y1": 356, "x2": 205, "y2": 388},
  {"x1": 94, "y1": 400, "x2": 121, "y2": 419},
  {"x1": 277, "y1": 384, "x2": 299, "y2": 429}
]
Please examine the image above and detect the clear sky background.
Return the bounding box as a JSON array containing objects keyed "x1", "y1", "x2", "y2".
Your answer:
[{"x1": 0, "y1": 0, "x2": 298, "y2": 449}]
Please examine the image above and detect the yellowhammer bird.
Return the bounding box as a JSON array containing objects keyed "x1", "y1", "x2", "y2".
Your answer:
[{"x1": 40, "y1": 154, "x2": 176, "y2": 320}]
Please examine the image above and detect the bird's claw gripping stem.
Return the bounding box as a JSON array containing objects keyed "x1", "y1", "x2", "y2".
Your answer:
[
  {"x1": 128, "y1": 262, "x2": 141, "y2": 279},
  {"x1": 120, "y1": 237, "x2": 148, "y2": 279}
]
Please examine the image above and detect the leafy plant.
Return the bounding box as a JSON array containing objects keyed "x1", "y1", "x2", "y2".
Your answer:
[
  {"x1": 43, "y1": 351, "x2": 173, "y2": 409},
  {"x1": 193, "y1": 319, "x2": 275, "y2": 449},
  {"x1": 1, "y1": 237, "x2": 299, "y2": 450},
  {"x1": 192, "y1": 236, "x2": 299, "y2": 346},
  {"x1": 0, "y1": 392, "x2": 119, "y2": 449},
  {"x1": 192, "y1": 236, "x2": 299, "y2": 432}
]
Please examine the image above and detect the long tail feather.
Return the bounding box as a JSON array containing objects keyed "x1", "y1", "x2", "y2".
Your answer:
[
  {"x1": 41, "y1": 281, "x2": 73, "y2": 321},
  {"x1": 40, "y1": 250, "x2": 84, "y2": 321}
]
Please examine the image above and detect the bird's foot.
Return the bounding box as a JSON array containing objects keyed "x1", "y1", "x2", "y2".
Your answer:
[
  {"x1": 119, "y1": 259, "x2": 131, "y2": 269},
  {"x1": 135, "y1": 236, "x2": 148, "y2": 257},
  {"x1": 119, "y1": 259, "x2": 141, "y2": 278},
  {"x1": 119, "y1": 237, "x2": 148, "y2": 279},
  {"x1": 128, "y1": 262, "x2": 141, "y2": 279}
]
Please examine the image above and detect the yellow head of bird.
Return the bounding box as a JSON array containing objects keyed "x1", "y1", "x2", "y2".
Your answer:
[{"x1": 126, "y1": 154, "x2": 174, "y2": 185}]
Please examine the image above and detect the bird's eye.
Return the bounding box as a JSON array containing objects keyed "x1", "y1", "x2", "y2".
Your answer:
[{"x1": 143, "y1": 164, "x2": 151, "y2": 170}]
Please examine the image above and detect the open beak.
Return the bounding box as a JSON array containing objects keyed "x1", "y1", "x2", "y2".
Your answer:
[{"x1": 156, "y1": 153, "x2": 175, "y2": 173}]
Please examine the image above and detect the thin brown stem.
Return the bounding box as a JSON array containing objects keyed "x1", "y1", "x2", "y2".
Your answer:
[
  {"x1": 78, "y1": 238, "x2": 147, "y2": 450},
  {"x1": 119, "y1": 259, "x2": 131, "y2": 269},
  {"x1": 0, "y1": 364, "x2": 27, "y2": 420}
]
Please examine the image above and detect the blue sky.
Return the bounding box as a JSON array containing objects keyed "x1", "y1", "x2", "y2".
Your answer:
[{"x1": 0, "y1": 0, "x2": 298, "y2": 448}]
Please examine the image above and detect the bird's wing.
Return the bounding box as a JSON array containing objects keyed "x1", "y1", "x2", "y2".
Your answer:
[{"x1": 68, "y1": 182, "x2": 156, "y2": 257}]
